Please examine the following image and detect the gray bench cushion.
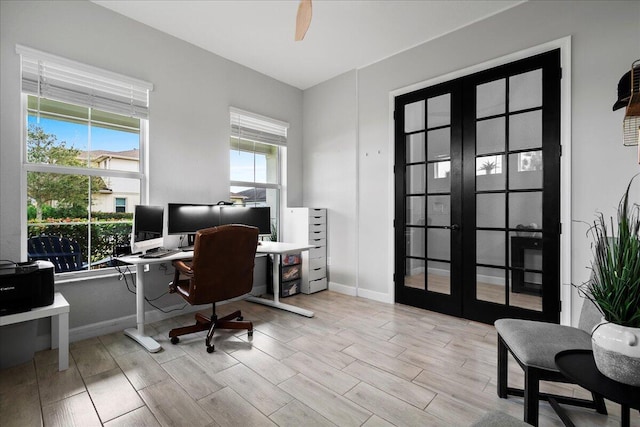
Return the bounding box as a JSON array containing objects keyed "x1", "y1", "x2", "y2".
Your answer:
[{"x1": 494, "y1": 319, "x2": 592, "y2": 371}]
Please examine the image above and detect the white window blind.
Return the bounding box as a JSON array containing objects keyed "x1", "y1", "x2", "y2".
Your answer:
[
  {"x1": 230, "y1": 107, "x2": 289, "y2": 146},
  {"x1": 17, "y1": 45, "x2": 153, "y2": 120}
]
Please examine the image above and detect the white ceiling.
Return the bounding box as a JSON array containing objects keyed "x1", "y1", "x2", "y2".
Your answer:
[{"x1": 92, "y1": 0, "x2": 525, "y2": 90}]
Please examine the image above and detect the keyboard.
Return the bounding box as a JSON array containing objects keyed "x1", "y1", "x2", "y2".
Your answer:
[{"x1": 140, "y1": 249, "x2": 182, "y2": 259}]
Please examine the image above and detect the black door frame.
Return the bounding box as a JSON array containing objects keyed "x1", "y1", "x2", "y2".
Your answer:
[{"x1": 394, "y1": 49, "x2": 562, "y2": 324}]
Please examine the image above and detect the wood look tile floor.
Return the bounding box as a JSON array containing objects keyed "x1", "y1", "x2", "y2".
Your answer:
[{"x1": 1, "y1": 291, "x2": 638, "y2": 426}]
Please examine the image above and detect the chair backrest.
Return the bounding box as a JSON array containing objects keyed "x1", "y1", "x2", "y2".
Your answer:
[
  {"x1": 27, "y1": 235, "x2": 84, "y2": 273},
  {"x1": 186, "y1": 224, "x2": 259, "y2": 305}
]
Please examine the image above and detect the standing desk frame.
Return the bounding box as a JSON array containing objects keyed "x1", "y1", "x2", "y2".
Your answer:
[{"x1": 118, "y1": 241, "x2": 315, "y2": 353}]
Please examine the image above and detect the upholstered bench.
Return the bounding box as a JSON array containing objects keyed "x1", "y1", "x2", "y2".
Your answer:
[{"x1": 494, "y1": 297, "x2": 607, "y2": 426}]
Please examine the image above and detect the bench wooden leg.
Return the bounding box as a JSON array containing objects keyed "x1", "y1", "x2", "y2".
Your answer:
[
  {"x1": 524, "y1": 367, "x2": 540, "y2": 426},
  {"x1": 497, "y1": 335, "x2": 508, "y2": 398}
]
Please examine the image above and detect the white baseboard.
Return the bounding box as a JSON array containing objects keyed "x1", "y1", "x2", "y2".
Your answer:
[
  {"x1": 250, "y1": 285, "x2": 267, "y2": 296},
  {"x1": 427, "y1": 267, "x2": 450, "y2": 277},
  {"x1": 476, "y1": 273, "x2": 504, "y2": 286},
  {"x1": 328, "y1": 281, "x2": 357, "y2": 296},
  {"x1": 357, "y1": 287, "x2": 394, "y2": 304},
  {"x1": 69, "y1": 302, "x2": 201, "y2": 343},
  {"x1": 329, "y1": 281, "x2": 393, "y2": 304}
]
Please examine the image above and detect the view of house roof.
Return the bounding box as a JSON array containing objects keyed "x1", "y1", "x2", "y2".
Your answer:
[{"x1": 78, "y1": 148, "x2": 140, "y2": 161}]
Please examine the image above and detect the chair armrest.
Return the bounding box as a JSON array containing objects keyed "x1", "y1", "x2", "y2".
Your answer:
[{"x1": 172, "y1": 260, "x2": 193, "y2": 276}]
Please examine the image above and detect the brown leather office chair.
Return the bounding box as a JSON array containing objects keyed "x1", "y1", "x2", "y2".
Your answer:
[{"x1": 168, "y1": 224, "x2": 259, "y2": 353}]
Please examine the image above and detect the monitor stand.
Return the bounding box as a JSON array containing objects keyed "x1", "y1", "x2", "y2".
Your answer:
[{"x1": 179, "y1": 234, "x2": 196, "y2": 251}]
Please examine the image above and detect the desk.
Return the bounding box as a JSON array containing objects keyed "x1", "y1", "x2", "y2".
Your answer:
[
  {"x1": 248, "y1": 241, "x2": 315, "y2": 318},
  {"x1": 554, "y1": 350, "x2": 640, "y2": 427},
  {"x1": 0, "y1": 292, "x2": 69, "y2": 371},
  {"x1": 118, "y1": 241, "x2": 314, "y2": 353}
]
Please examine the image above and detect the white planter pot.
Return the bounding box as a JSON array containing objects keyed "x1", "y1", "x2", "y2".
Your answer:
[{"x1": 591, "y1": 318, "x2": 640, "y2": 386}]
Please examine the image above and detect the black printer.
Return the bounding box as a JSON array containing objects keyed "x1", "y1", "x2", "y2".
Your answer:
[{"x1": 0, "y1": 260, "x2": 55, "y2": 315}]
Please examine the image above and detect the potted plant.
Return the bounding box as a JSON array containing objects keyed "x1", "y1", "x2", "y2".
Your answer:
[{"x1": 583, "y1": 174, "x2": 640, "y2": 386}]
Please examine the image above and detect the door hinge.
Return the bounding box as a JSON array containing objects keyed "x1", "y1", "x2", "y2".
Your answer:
[
  {"x1": 393, "y1": 219, "x2": 396, "y2": 228},
  {"x1": 559, "y1": 300, "x2": 562, "y2": 313},
  {"x1": 393, "y1": 273, "x2": 396, "y2": 282},
  {"x1": 559, "y1": 67, "x2": 563, "y2": 80}
]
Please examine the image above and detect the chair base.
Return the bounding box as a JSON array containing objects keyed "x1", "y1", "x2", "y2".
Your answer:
[
  {"x1": 168, "y1": 308, "x2": 253, "y2": 352},
  {"x1": 497, "y1": 334, "x2": 607, "y2": 426}
]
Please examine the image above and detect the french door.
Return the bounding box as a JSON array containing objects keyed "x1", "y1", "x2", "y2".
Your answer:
[{"x1": 394, "y1": 50, "x2": 561, "y2": 324}]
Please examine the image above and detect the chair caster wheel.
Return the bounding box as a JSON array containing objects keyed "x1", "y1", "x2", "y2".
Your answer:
[
  {"x1": 237, "y1": 316, "x2": 243, "y2": 321},
  {"x1": 206, "y1": 345, "x2": 214, "y2": 353},
  {"x1": 171, "y1": 336, "x2": 179, "y2": 344},
  {"x1": 248, "y1": 330, "x2": 253, "y2": 338}
]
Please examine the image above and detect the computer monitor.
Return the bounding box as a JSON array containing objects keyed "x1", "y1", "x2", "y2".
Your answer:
[
  {"x1": 167, "y1": 203, "x2": 221, "y2": 235},
  {"x1": 219, "y1": 206, "x2": 271, "y2": 235},
  {"x1": 131, "y1": 205, "x2": 164, "y2": 254},
  {"x1": 167, "y1": 203, "x2": 221, "y2": 247}
]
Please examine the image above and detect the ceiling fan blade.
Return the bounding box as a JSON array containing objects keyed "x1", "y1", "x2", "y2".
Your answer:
[{"x1": 295, "y1": 0, "x2": 312, "y2": 41}]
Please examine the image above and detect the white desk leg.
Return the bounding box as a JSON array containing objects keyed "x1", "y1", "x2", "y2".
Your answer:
[
  {"x1": 124, "y1": 263, "x2": 162, "y2": 353},
  {"x1": 51, "y1": 312, "x2": 69, "y2": 371},
  {"x1": 246, "y1": 253, "x2": 314, "y2": 318},
  {"x1": 272, "y1": 253, "x2": 281, "y2": 305}
]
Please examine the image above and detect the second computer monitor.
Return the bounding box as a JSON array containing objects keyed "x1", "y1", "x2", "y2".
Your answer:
[
  {"x1": 168, "y1": 203, "x2": 271, "y2": 238},
  {"x1": 220, "y1": 206, "x2": 271, "y2": 235},
  {"x1": 167, "y1": 203, "x2": 220, "y2": 235}
]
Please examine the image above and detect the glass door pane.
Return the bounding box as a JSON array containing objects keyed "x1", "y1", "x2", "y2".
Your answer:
[{"x1": 472, "y1": 63, "x2": 549, "y2": 315}]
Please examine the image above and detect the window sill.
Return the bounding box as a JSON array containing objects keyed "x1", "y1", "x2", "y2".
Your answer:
[{"x1": 55, "y1": 267, "x2": 135, "y2": 284}]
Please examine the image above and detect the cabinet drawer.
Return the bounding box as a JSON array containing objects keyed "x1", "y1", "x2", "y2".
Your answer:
[
  {"x1": 309, "y1": 214, "x2": 326, "y2": 225},
  {"x1": 282, "y1": 253, "x2": 301, "y2": 266},
  {"x1": 309, "y1": 208, "x2": 326, "y2": 216},
  {"x1": 309, "y1": 257, "x2": 325, "y2": 270},
  {"x1": 309, "y1": 266, "x2": 326, "y2": 281},
  {"x1": 309, "y1": 230, "x2": 326, "y2": 240},
  {"x1": 309, "y1": 238, "x2": 326, "y2": 247},
  {"x1": 309, "y1": 245, "x2": 326, "y2": 259},
  {"x1": 309, "y1": 223, "x2": 326, "y2": 233},
  {"x1": 281, "y1": 264, "x2": 301, "y2": 281},
  {"x1": 281, "y1": 279, "x2": 301, "y2": 298},
  {"x1": 303, "y1": 277, "x2": 327, "y2": 294}
]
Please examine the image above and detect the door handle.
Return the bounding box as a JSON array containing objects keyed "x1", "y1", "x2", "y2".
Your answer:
[{"x1": 445, "y1": 224, "x2": 460, "y2": 231}]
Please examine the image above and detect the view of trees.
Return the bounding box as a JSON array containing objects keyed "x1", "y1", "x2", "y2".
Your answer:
[
  {"x1": 27, "y1": 125, "x2": 132, "y2": 268},
  {"x1": 27, "y1": 125, "x2": 106, "y2": 220}
]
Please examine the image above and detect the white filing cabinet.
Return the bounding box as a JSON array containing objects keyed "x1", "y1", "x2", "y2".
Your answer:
[{"x1": 283, "y1": 208, "x2": 327, "y2": 294}]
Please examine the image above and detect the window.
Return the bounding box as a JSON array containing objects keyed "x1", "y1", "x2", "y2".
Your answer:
[
  {"x1": 115, "y1": 198, "x2": 127, "y2": 213},
  {"x1": 19, "y1": 45, "x2": 152, "y2": 274},
  {"x1": 229, "y1": 108, "x2": 288, "y2": 240}
]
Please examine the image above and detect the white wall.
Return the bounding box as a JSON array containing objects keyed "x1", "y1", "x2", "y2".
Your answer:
[
  {"x1": 301, "y1": 70, "x2": 358, "y2": 292},
  {"x1": 0, "y1": 0, "x2": 302, "y2": 366},
  {"x1": 302, "y1": 0, "x2": 640, "y2": 319}
]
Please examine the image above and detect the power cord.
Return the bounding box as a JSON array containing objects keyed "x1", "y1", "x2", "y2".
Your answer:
[{"x1": 112, "y1": 257, "x2": 187, "y2": 314}]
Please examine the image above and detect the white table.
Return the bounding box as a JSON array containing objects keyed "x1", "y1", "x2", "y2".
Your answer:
[
  {"x1": 0, "y1": 292, "x2": 70, "y2": 371},
  {"x1": 118, "y1": 241, "x2": 315, "y2": 353},
  {"x1": 248, "y1": 241, "x2": 315, "y2": 318}
]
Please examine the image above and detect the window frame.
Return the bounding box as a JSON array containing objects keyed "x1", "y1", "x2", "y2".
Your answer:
[
  {"x1": 229, "y1": 108, "x2": 287, "y2": 240},
  {"x1": 21, "y1": 94, "x2": 149, "y2": 280},
  {"x1": 230, "y1": 141, "x2": 283, "y2": 239}
]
